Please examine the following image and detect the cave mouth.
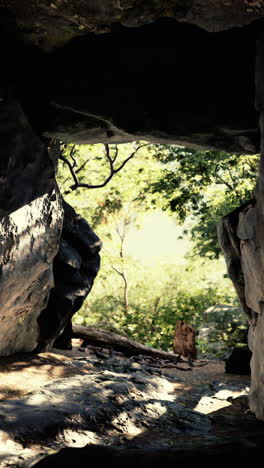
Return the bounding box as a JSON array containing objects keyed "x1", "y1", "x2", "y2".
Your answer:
[
  {"x1": 54, "y1": 141, "x2": 253, "y2": 369},
  {"x1": 2, "y1": 11, "x2": 264, "y2": 464}
]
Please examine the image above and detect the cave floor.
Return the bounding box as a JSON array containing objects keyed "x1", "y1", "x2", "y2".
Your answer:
[
  {"x1": 0, "y1": 344, "x2": 262, "y2": 467},
  {"x1": 0, "y1": 344, "x2": 250, "y2": 409}
]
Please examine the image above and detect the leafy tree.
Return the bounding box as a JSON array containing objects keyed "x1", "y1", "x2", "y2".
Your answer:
[{"x1": 148, "y1": 146, "x2": 258, "y2": 258}]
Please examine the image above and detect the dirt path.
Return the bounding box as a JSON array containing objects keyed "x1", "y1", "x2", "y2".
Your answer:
[
  {"x1": 0, "y1": 344, "x2": 260, "y2": 468},
  {"x1": 0, "y1": 345, "x2": 250, "y2": 414}
]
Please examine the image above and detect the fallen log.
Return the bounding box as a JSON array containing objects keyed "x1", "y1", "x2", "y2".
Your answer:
[{"x1": 72, "y1": 325, "x2": 191, "y2": 364}]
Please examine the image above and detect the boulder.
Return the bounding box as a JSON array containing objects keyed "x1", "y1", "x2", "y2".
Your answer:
[
  {"x1": 0, "y1": 96, "x2": 63, "y2": 356},
  {"x1": 0, "y1": 95, "x2": 101, "y2": 355},
  {"x1": 36, "y1": 201, "x2": 102, "y2": 352}
]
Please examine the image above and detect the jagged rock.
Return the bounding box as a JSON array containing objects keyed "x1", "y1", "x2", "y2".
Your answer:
[
  {"x1": 36, "y1": 201, "x2": 102, "y2": 352},
  {"x1": 217, "y1": 37, "x2": 264, "y2": 420},
  {"x1": 3, "y1": 0, "x2": 264, "y2": 50},
  {"x1": 173, "y1": 321, "x2": 197, "y2": 360},
  {"x1": 38, "y1": 21, "x2": 260, "y2": 153},
  {"x1": 0, "y1": 14, "x2": 257, "y2": 153},
  {"x1": 0, "y1": 96, "x2": 63, "y2": 356},
  {"x1": 0, "y1": 363, "x2": 211, "y2": 448},
  {"x1": 0, "y1": 95, "x2": 101, "y2": 356}
]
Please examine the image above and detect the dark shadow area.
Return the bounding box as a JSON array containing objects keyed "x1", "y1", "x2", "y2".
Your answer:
[
  {"x1": 13, "y1": 18, "x2": 260, "y2": 152},
  {"x1": 32, "y1": 442, "x2": 264, "y2": 468}
]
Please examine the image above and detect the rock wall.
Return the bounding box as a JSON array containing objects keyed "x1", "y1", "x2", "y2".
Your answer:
[
  {"x1": 2, "y1": 0, "x2": 264, "y2": 50},
  {"x1": 218, "y1": 35, "x2": 264, "y2": 420}
]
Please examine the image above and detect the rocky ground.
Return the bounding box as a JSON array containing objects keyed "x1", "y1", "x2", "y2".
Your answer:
[{"x1": 0, "y1": 342, "x2": 263, "y2": 467}]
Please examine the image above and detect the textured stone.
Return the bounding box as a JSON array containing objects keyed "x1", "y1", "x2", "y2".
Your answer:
[
  {"x1": 39, "y1": 21, "x2": 259, "y2": 153},
  {"x1": 36, "y1": 201, "x2": 102, "y2": 352},
  {"x1": 2, "y1": 0, "x2": 264, "y2": 51},
  {"x1": 0, "y1": 97, "x2": 63, "y2": 356},
  {"x1": 218, "y1": 37, "x2": 264, "y2": 420},
  {"x1": 0, "y1": 366, "x2": 211, "y2": 443}
]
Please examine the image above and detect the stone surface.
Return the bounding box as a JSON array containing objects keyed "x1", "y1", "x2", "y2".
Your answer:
[
  {"x1": 218, "y1": 37, "x2": 264, "y2": 420},
  {"x1": 0, "y1": 97, "x2": 63, "y2": 356},
  {"x1": 2, "y1": 0, "x2": 264, "y2": 50},
  {"x1": 173, "y1": 321, "x2": 197, "y2": 360},
  {"x1": 0, "y1": 5, "x2": 262, "y2": 157},
  {"x1": 0, "y1": 349, "x2": 259, "y2": 467},
  {"x1": 36, "y1": 201, "x2": 102, "y2": 352},
  {"x1": 39, "y1": 21, "x2": 259, "y2": 153}
]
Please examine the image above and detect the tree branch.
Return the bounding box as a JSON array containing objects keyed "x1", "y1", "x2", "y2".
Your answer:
[
  {"x1": 60, "y1": 143, "x2": 150, "y2": 192},
  {"x1": 59, "y1": 153, "x2": 79, "y2": 188}
]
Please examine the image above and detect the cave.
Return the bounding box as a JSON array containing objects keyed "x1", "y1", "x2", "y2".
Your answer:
[{"x1": 1, "y1": 0, "x2": 264, "y2": 464}]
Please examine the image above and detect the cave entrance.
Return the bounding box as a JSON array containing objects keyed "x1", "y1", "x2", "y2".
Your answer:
[
  {"x1": 55, "y1": 141, "x2": 253, "y2": 370},
  {"x1": 2, "y1": 13, "x2": 264, "y2": 463}
]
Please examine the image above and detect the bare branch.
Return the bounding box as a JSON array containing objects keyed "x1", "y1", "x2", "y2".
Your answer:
[
  {"x1": 69, "y1": 145, "x2": 77, "y2": 168},
  {"x1": 114, "y1": 143, "x2": 150, "y2": 175},
  {"x1": 59, "y1": 153, "x2": 79, "y2": 189},
  {"x1": 75, "y1": 158, "x2": 90, "y2": 174},
  {"x1": 112, "y1": 144, "x2": 119, "y2": 163},
  {"x1": 60, "y1": 142, "x2": 150, "y2": 192},
  {"x1": 112, "y1": 266, "x2": 125, "y2": 279}
]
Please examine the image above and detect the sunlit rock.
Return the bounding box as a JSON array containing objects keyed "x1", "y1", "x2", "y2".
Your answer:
[{"x1": 0, "y1": 97, "x2": 63, "y2": 355}]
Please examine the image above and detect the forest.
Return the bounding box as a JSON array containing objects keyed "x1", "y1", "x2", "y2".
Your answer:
[{"x1": 56, "y1": 142, "x2": 257, "y2": 357}]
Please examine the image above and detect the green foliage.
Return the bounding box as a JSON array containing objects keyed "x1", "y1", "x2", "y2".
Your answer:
[
  {"x1": 73, "y1": 255, "x2": 237, "y2": 352},
  {"x1": 196, "y1": 303, "x2": 248, "y2": 358},
  {"x1": 149, "y1": 146, "x2": 258, "y2": 258}
]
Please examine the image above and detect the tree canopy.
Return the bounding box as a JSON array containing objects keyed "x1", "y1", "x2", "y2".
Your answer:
[
  {"x1": 58, "y1": 142, "x2": 258, "y2": 259},
  {"x1": 148, "y1": 145, "x2": 258, "y2": 258}
]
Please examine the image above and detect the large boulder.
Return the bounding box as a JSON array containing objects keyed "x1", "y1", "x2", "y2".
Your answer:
[
  {"x1": 225, "y1": 346, "x2": 251, "y2": 375},
  {"x1": 0, "y1": 96, "x2": 101, "y2": 356},
  {"x1": 0, "y1": 97, "x2": 63, "y2": 355},
  {"x1": 36, "y1": 200, "x2": 102, "y2": 352}
]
